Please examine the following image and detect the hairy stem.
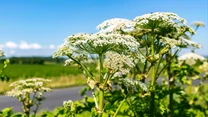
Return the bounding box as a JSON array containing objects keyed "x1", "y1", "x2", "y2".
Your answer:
[
  {"x1": 142, "y1": 46, "x2": 149, "y2": 83},
  {"x1": 155, "y1": 55, "x2": 163, "y2": 79},
  {"x1": 150, "y1": 66, "x2": 156, "y2": 117},
  {"x1": 99, "y1": 54, "x2": 104, "y2": 114},
  {"x1": 166, "y1": 51, "x2": 174, "y2": 117},
  {"x1": 150, "y1": 35, "x2": 156, "y2": 117}
]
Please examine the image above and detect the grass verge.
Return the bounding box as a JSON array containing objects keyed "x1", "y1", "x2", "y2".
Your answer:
[{"x1": 0, "y1": 75, "x2": 87, "y2": 94}]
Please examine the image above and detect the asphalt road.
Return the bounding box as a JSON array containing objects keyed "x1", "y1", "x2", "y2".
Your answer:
[
  {"x1": 0, "y1": 86, "x2": 91, "y2": 112},
  {"x1": 0, "y1": 80, "x2": 207, "y2": 113}
]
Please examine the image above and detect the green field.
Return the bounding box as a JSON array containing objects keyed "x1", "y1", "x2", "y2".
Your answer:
[
  {"x1": 1, "y1": 64, "x2": 83, "y2": 80},
  {"x1": 0, "y1": 63, "x2": 92, "y2": 93}
]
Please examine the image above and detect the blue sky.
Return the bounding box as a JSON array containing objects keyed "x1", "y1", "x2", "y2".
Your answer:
[{"x1": 0, "y1": 0, "x2": 207, "y2": 56}]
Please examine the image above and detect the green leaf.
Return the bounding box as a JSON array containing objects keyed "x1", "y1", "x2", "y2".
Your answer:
[{"x1": 1, "y1": 108, "x2": 13, "y2": 117}]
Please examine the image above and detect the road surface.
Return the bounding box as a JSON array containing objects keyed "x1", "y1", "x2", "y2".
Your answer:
[
  {"x1": 0, "y1": 80, "x2": 206, "y2": 113},
  {"x1": 0, "y1": 86, "x2": 91, "y2": 112}
]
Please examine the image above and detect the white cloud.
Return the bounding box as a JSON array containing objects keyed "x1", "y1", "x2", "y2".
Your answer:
[
  {"x1": 49, "y1": 44, "x2": 55, "y2": 49},
  {"x1": 19, "y1": 41, "x2": 42, "y2": 49},
  {"x1": 19, "y1": 41, "x2": 30, "y2": 49},
  {"x1": 0, "y1": 41, "x2": 58, "y2": 56},
  {"x1": 31, "y1": 43, "x2": 42, "y2": 49},
  {"x1": 5, "y1": 41, "x2": 18, "y2": 49}
]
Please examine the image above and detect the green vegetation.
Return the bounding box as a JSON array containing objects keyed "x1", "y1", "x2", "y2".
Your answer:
[
  {"x1": 0, "y1": 63, "x2": 95, "y2": 93},
  {"x1": 0, "y1": 64, "x2": 82, "y2": 80},
  {"x1": 0, "y1": 57, "x2": 65, "y2": 65},
  {"x1": 0, "y1": 12, "x2": 208, "y2": 117}
]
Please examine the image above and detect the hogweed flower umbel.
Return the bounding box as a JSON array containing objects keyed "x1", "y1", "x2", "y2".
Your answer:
[
  {"x1": 134, "y1": 12, "x2": 188, "y2": 29},
  {"x1": 52, "y1": 44, "x2": 74, "y2": 58},
  {"x1": 178, "y1": 52, "x2": 206, "y2": 66},
  {"x1": 6, "y1": 78, "x2": 51, "y2": 97},
  {"x1": 5, "y1": 78, "x2": 51, "y2": 117},
  {"x1": 192, "y1": 21, "x2": 205, "y2": 27},
  {"x1": 159, "y1": 37, "x2": 201, "y2": 48},
  {"x1": 97, "y1": 18, "x2": 135, "y2": 33},
  {"x1": 65, "y1": 33, "x2": 140, "y2": 54},
  {"x1": 120, "y1": 78, "x2": 148, "y2": 93},
  {"x1": 104, "y1": 51, "x2": 134, "y2": 77}
]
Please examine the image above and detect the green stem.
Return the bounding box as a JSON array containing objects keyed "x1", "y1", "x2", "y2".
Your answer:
[
  {"x1": 99, "y1": 90, "x2": 104, "y2": 113},
  {"x1": 166, "y1": 51, "x2": 174, "y2": 117},
  {"x1": 150, "y1": 66, "x2": 156, "y2": 117},
  {"x1": 150, "y1": 35, "x2": 156, "y2": 117},
  {"x1": 33, "y1": 100, "x2": 40, "y2": 117},
  {"x1": 151, "y1": 67, "x2": 156, "y2": 88},
  {"x1": 20, "y1": 97, "x2": 28, "y2": 117},
  {"x1": 155, "y1": 55, "x2": 163, "y2": 79},
  {"x1": 67, "y1": 55, "x2": 93, "y2": 78},
  {"x1": 103, "y1": 73, "x2": 110, "y2": 88},
  {"x1": 188, "y1": 78, "x2": 193, "y2": 95},
  {"x1": 113, "y1": 99, "x2": 126, "y2": 117},
  {"x1": 150, "y1": 91, "x2": 155, "y2": 117},
  {"x1": 156, "y1": 49, "x2": 179, "y2": 79},
  {"x1": 25, "y1": 94, "x2": 30, "y2": 117},
  {"x1": 32, "y1": 92, "x2": 38, "y2": 117},
  {"x1": 99, "y1": 54, "x2": 104, "y2": 114},
  {"x1": 142, "y1": 46, "x2": 149, "y2": 82}
]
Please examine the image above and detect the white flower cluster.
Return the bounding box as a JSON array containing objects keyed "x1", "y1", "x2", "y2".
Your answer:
[
  {"x1": 65, "y1": 33, "x2": 139, "y2": 54},
  {"x1": 96, "y1": 12, "x2": 196, "y2": 50},
  {"x1": 192, "y1": 21, "x2": 205, "y2": 27},
  {"x1": 178, "y1": 52, "x2": 206, "y2": 66},
  {"x1": 179, "y1": 38, "x2": 201, "y2": 48},
  {"x1": 104, "y1": 51, "x2": 134, "y2": 77},
  {"x1": 160, "y1": 37, "x2": 201, "y2": 48},
  {"x1": 134, "y1": 12, "x2": 195, "y2": 35},
  {"x1": 53, "y1": 44, "x2": 74, "y2": 58},
  {"x1": 160, "y1": 37, "x2": 181, "y2": 48},
  {"x1": 6, "y1": 78, "x2": 51, "y2": 97},
  {"x1": 96, "y1": 12, "x2": 193, "y2": 35},
  {"x1": 120, "y1": 78, "x2": 148, "y2": 92},
  {"x1": 64, "y1": 59, "x2": 73, "y2": 66},
  {"x1": 0, "y1": 49, "x2": 4, "y2": 57},
  {"x1": 134, "y1": 12, "x2": 186, "y2": 25},
  {"x1": 97, "y1": 18, "x2": 135, "y2": 33}
]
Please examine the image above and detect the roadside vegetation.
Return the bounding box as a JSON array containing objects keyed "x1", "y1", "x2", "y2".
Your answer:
[{"x1": 1, "y1": 12, "x2": 208, "y2": 117}]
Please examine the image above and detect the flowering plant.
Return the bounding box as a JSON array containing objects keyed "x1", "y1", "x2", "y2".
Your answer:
[
  {"x1": 53, "y1": 12, "x2": 207, "y2": 117},
  {"x1": 0, "y1": 49, "x2": 9, "y2": 81},
  {"x1": 5, "y1": 78, "x2": 51, "y2": 117}
]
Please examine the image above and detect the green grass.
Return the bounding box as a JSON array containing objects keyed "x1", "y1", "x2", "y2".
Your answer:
[
  {"x1": 0, "y1": 64, "x2": 83, "y2": 80},
  {"x1": 0, "y1": 63, "x2": 97, "y2": 93}
]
